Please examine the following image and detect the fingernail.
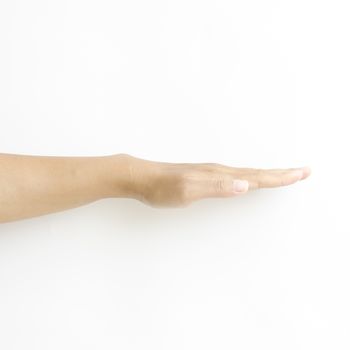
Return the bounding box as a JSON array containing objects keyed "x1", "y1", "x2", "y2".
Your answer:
[
  {"x1": 233, "y1": 180, "x2": 249, "y2": 192},
  {"x1": 301, "y1": 166, "x2": 312, "y2": 180},
  {"x1": 292, "y1": 169, "x2": 304, "y2": 179}
]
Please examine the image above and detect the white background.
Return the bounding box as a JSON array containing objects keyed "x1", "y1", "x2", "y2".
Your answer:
[{"x1": 0, "y1": 0, "x2": 349, "y2": 349}]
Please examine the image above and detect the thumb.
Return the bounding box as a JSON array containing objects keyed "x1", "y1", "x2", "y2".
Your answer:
[{"x1": 195, "y1": 174, "x2": 249, "y2": 200}]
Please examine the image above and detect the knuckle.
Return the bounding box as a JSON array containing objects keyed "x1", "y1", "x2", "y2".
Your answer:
[
  {"x1": 254, "y1": 169, "x2": 264, "y2": 188},
  {"x1": 280, "y1": 176, "x2": 289, "y2": 186},
  {"x1": 214, "y1": 177, "x2": 227, "y2": 193}
]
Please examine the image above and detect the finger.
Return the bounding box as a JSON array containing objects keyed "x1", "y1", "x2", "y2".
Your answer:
[
  {"x1": 182, "y1": 165, "x2": 311, "y2": 200},
  {"x1": 211, "y1": 165, "x2": 311, "y2": 188},
  {"x1": 198, "y1": 163, "x2": 311, "y2": 180},
  {"x1": 244, "y1": 168, "x2": 306, "y2": 190}
]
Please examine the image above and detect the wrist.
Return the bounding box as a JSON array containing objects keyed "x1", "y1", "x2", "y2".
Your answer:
[
  {"x1": 105, "y1": 153, "x2": 165, "y2": 203},
  {"x1": 98, "y1": 154, "x2": 133, "y2": 199}
]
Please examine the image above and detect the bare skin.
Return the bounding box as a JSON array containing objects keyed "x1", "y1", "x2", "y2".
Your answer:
[{"x1": 0, "y1": 153, "x2": 311, "y2": 223}]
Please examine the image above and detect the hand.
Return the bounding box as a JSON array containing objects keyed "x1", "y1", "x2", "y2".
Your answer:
[{"x1": 121, "y1": 154, "x2": 312, "y2": 208}]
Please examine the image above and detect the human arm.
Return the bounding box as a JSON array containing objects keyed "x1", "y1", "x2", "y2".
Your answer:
[{"x1": 0, "y1": 152, "x2": 311, "y2": 223}]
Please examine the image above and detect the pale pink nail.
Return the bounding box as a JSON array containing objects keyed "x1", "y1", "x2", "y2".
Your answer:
[
  {"x1": 233, "y1": 180, "x2": 249, "y2": 192},
  {"x1": 292, "y1": 169, "x2": 304, "y2": 179}
]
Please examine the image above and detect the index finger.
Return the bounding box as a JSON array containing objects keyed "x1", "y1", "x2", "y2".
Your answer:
[{"x1": 241, "y1": 167, "x2": 311, "y2": 190}]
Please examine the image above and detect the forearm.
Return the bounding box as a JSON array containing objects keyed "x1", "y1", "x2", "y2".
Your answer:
[{"x1": 0, "y1": 153, "x2": 133, "y2": 223}]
